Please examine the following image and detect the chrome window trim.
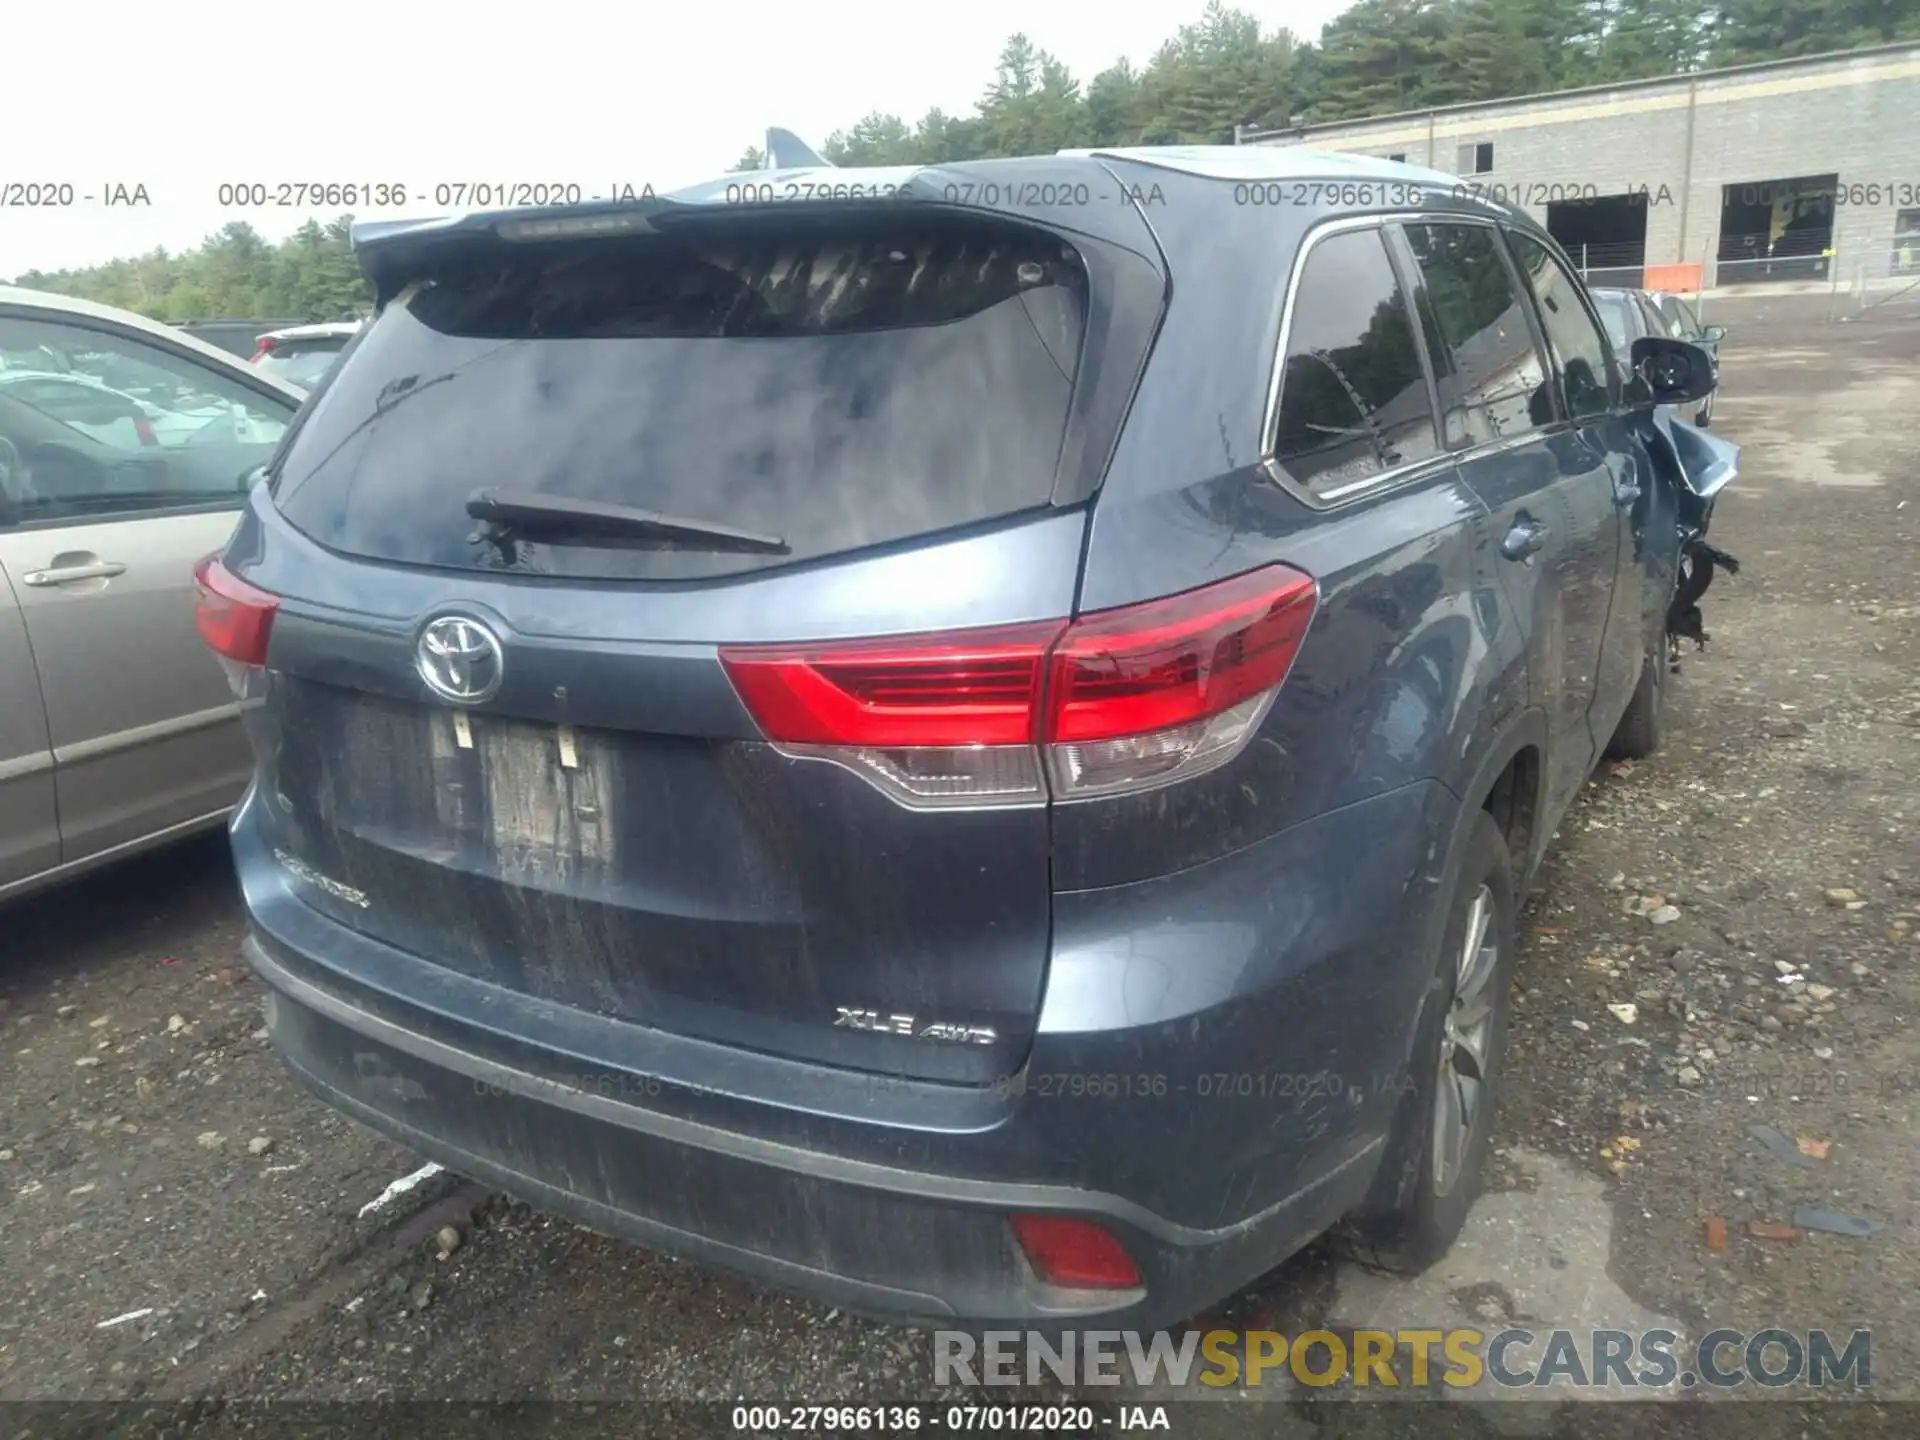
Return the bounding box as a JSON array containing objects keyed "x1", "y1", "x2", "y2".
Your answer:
[
  {"x1": 1261, "y1": 448, "x2": 1460, "y2": 507},
  {"x1": 1261, "y1": 209, "x2": 1525, "y2": 511}
]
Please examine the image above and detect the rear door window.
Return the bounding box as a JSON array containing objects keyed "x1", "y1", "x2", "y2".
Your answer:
[
  {"x1": 1400, "y1": 221, "x2": 1550, "y2": 448},
  {"x1": 269, "y1": 217, "x2": 1091, "y2": 581},
  {"x1": 1268, "y1": 226, "x2": 1439, "y2": 498},
  {"x1": 1506, "y1": 233, "x2": 1616, "y2": 423}
]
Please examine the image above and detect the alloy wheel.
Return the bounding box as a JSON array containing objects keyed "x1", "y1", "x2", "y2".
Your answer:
[{"x1": 1432, "y1": 883, "x2": 1499, "y2": 1196}]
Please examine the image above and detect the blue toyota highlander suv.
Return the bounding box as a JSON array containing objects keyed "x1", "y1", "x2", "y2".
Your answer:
[{"x1": 197, "y1": 146, "x2": 1734, "y2": 1327}]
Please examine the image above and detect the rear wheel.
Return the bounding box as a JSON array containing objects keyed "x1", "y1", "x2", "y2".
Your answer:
[
  {"x1": 1606, "y1": 643, "x2": 1666, "y2": 760},
  {"x1": 1340, "y1": 809, "x2": 1515, "y2": 1272}
]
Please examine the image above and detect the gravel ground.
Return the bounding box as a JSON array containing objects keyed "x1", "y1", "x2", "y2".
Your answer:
[{"x1": 1, "y1": 309, "x2": 1915, "y2": 1439}]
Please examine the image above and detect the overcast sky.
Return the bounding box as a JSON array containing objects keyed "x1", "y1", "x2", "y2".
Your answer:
[{"x1": 0, "y1": 0, "x2": 1350, "y2": 281}]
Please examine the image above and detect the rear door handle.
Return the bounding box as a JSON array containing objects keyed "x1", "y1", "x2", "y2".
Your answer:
[
  {"x1": 1500, "y1": 518, "x2": 1548, "y2": 561},
  {"x1": 22, "y1": 560, "x2": 127, "y2": 586}
]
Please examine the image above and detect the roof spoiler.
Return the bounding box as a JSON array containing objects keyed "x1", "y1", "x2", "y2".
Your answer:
[{"x1": 764, "y1": 127, "x2": 831, "y2": 170}]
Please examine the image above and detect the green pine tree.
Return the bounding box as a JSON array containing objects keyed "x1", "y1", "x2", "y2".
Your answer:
[
  {"x1": 1136, "y1": 3, "x2": 1307, "y2": 141},
  {"x1": 1711, "y1": 0, "x2": 1919, "y2": 61},
  {"x1": 975, "y1": 36, "x2": 1089, "y2": 156},
  {"x1": 908, "y1": 109, "x2": 982, "y2": 162},
  {"x1": 1314, "y1": 0, "x2": 1456, "y2": 120},
  {"x1": 1437, "y1": 0, "x2": 1592, "y2": 103},
  {"x1": 822, "y1": 113, "x2": 918, "y2": 165}
]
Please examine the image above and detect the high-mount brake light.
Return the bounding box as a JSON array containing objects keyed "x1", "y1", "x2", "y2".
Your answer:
[
  {"x1": 497, "y1": 212, "x2": 659, "y2": 242},
  {"x1": 719, "y1": 565, "x2": 1318, "y2": 807}
]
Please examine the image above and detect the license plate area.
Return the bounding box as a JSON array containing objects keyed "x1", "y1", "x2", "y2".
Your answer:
[{"x1": 428, "y1": 710, "x2": 616, "y2": 873}]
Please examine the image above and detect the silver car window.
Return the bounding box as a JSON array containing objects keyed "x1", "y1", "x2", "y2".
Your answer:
[{"x1": 0, "y1": 315, "x2": 295, "y2": 525}]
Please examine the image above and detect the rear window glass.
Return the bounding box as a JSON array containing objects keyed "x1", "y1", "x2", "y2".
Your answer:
[{"x1": 270, "y1": 218, "x2": 1088, "y2": 580}]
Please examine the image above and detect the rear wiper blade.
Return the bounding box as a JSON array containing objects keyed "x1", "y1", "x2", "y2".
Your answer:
[{"x1": 464, "y1": 488, "x2": 789, "y2": 554}]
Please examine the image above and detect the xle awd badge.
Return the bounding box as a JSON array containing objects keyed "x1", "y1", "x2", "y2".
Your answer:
[{"x1": 834, "y1": 1007, "x2": 998, "y2": 1046}]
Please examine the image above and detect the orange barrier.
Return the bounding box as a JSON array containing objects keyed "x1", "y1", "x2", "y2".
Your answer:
[{"x1": 1644, "y1": 262, "x2": 1704, "y2": 294}]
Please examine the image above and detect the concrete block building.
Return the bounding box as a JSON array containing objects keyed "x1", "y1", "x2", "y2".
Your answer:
[{"x1": 1240, "y1": 42, "x2": 1920, "y2": 291}]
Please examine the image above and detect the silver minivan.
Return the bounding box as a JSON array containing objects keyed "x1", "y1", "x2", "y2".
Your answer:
[{"x1": 0, "y1": 287, "x2": 304, "y2": 901}]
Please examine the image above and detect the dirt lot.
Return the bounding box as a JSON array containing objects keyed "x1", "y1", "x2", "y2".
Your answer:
[{"x1": 2, "y1": 305, "x2": 1916, "y2": 1438}]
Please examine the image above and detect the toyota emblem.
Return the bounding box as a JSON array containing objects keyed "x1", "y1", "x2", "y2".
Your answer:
[{"x1": 416, "y1": 615, "x2": 504, "y2": 704}]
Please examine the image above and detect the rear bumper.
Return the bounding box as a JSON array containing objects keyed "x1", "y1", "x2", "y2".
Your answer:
[
  {"x1": 258, "y1": 935, "x2": 1375, "y2": 1327},
  {"x1": 240, "y1": 779, "x2": 1453, "y2": 1328}
]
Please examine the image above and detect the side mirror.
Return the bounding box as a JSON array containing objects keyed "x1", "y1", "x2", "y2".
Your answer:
[
  {"x1": 1701, "y1": 324, "x2": 1727, "y2": 343},
  {"x1": 1629, "y1": 337, "x2": 1717, "y2": 407}
]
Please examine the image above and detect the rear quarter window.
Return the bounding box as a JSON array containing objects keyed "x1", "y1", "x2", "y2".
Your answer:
[{"x1": 1267, "y1": 225, "x2": 1439, "y2": 498}]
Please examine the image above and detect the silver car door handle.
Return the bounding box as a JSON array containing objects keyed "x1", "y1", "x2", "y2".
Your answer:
[
  {"x1": 22, "y1": 561, "x2": 128, "y2": 586},
  {"x1": 1500, "y1": 518, "x2": 1548, "y2": 561}
]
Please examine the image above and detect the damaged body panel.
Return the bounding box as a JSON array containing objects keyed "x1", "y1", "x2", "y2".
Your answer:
[{"x1": 1638, "y1": 406, "x2": 1744, "y2": 649}]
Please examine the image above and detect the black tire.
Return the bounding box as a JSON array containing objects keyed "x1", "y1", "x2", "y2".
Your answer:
[
  {"x1": 1339, "y1": 809, "x2": 1516, "y2": 1273},
  {"x1": 1695, "y1": 392, "x2": 1713, "y2": 428},
  {"x1": 1605, "y1": 644, "x2": 1666, "y2": 760}
]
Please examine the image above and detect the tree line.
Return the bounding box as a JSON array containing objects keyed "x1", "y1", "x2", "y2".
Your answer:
[
  {"x1": 10, "y1": 217, "x2": 370, "y2": 328},
  {"x1": 14, "y1": 0, "x2": 1913, "y2": 323},
  {"x1": 741, "y1": 0, "x2": 1914, "y2": 171}
]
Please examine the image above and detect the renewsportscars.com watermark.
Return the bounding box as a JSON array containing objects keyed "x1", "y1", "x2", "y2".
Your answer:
[{"x1": 934, "y1": 1328, "x2": 1871, "y2": 1392}]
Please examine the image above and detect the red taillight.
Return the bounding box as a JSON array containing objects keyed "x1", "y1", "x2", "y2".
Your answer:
[
  {"x1": 1046, "y1": 565, "x2": 1318, "y2": 743},
  {"x1": 1010, "y1": 1214, "x2": 1142, "y2": 1290},
  {"x1": 250, "y1": 337, "x2": 278, "y2": 363},
  {"x1": 718, "y1": 564, "x2": 1317, "y2": 805},
  {"x1": 720, "y1": 621, "x2": 1065, "y2": 748},
  {"x1": 133, "y1": 416, "x2": 158, "y2": 446},
  {"x1": 193, "y1": 554, "x2": 279, "y2": 665}
]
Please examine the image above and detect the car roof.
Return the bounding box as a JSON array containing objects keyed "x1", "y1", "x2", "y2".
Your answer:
[
  {"x1": 0, "y1": 285, "x2": 307, "y2": 401},
  {"x1": 349, "y1": 145, "x2": 1515, "y2": 256},
  {"x1": 1066, "y1": 144, "x2": 1460, "y2": 190}
]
